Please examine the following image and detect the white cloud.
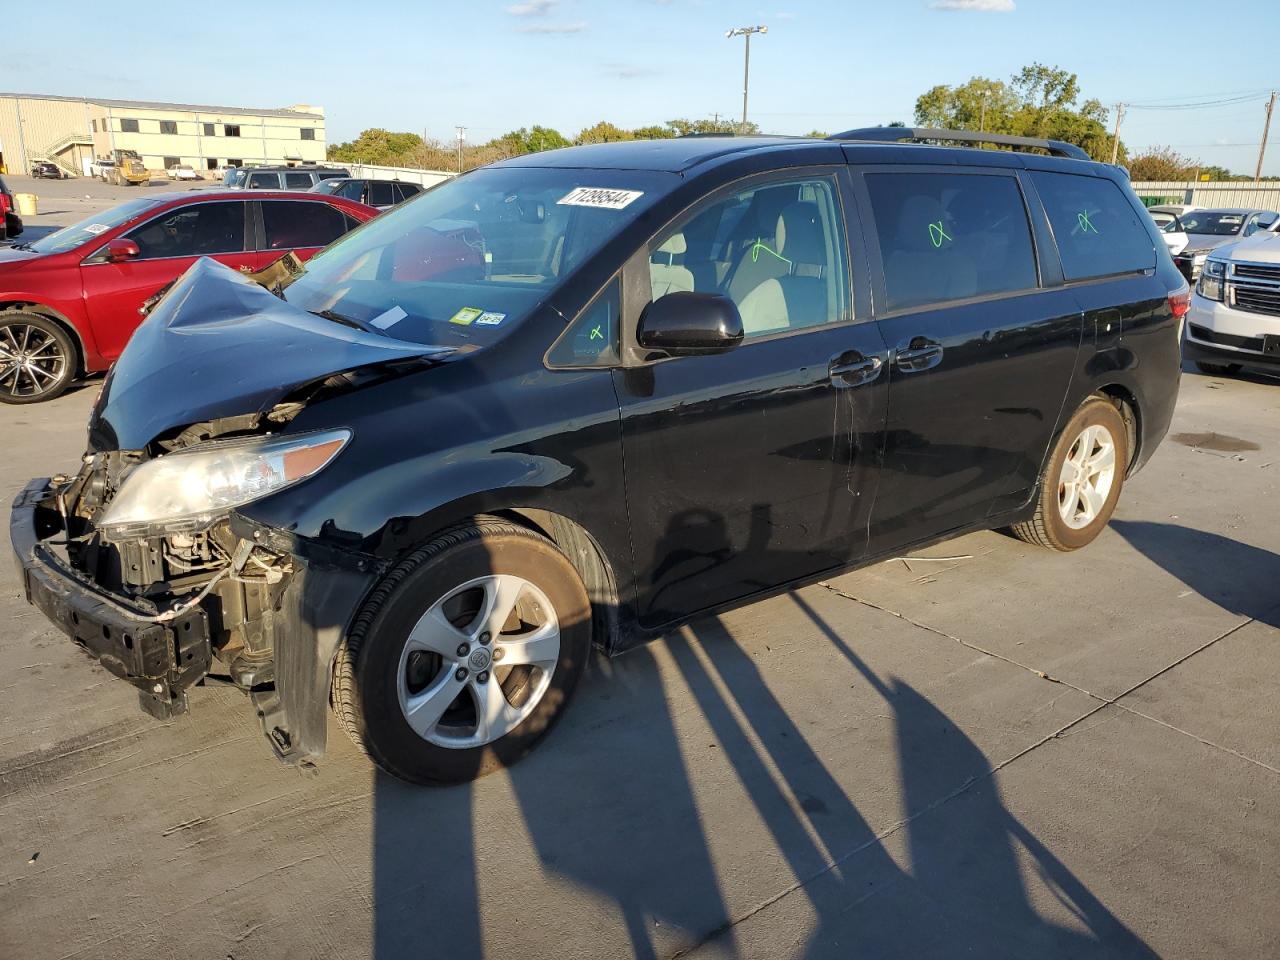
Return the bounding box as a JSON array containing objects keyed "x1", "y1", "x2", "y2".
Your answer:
[
  {"x1": 517, "y1": 20, "x2": 587, "y2": 33},
  {"x1": 505, "y1": 0, "x2": 556, "y2": 15},
  {"x1": 930, "y1": 0, "x2": 1015, "y2": 10}
]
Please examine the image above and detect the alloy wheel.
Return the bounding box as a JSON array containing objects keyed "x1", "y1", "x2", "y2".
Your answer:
[
  {"x1": 396, "y1": 574, "x2": 560, "y2": 749},
  {"x1": 1057, "y1": 423, "x2": 1117, "y2": 529},
  {"x1": 0, "y1": 322, "x2": 68, "y2": 400}
]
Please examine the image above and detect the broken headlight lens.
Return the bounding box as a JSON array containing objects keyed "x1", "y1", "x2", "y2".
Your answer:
[
  {"x1": 1198, "y1": 258, "x2": 1226, "y2": 302},
  {"x1": 98, "y1": 429, "x2": 351, "y2": 538}
]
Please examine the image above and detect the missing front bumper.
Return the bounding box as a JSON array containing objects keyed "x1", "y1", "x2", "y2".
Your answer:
[{"x1": 10, "y1": 478, "x2": 212, "y2": 719}]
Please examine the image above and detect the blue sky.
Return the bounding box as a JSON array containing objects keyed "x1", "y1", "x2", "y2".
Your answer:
[{"x1": 9, "y1": 0, "x2": 1280, "y2": 174}]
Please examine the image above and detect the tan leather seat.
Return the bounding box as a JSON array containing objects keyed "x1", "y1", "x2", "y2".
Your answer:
[
  {"x1": 650, "y1": 233, "x2": 695, "y2": 299},
  {"x1": 737, "y1": 202, "x2": 831, "y2": 335},
  {"x1": 725, "y1": 186, "x2": 800, "y2": 304}
]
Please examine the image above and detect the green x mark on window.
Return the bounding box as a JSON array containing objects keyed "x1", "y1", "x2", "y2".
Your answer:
[
  {"x1": 928, "y1": 220, "x2": 952, "y2": 249},
  {"x1": 1077, "y1": 211, "x2": 1098, "y2": 234},
  {"x1": 589, "y1": 324, "x2": 605, "y2": 341}
]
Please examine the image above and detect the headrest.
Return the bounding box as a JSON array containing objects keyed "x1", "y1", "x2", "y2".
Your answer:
[
  {"x1": 657, "y1": 233, "x2": 687, "y2": 256},
  {"x1": 776, "y1": 202, "x2": 826, "y2": 266},
  {"x1": 748, "y1": 185, "x2": 799, "y2": 235}
]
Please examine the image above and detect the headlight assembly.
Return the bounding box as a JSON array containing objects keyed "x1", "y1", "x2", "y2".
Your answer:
[
  {"x1": 98, "y1": 428, "x2": 351, "y2": 538},
  {"x1": 1198, "y1": 259, "x2": 1226, "y2": 302}
]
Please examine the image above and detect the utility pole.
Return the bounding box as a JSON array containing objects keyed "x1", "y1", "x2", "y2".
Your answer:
[
  {"x1": 726, "y1": 25, "x2": 767, "y2": 134},
  {"x1": 455, "y1": 126, "x2": 466, "y2": 173},
  {"x1": 1109, "y1": 102, "x2": 1125, "y2": 166},
  {"x1": 1255, "y1": 92, "x2": 1276, "y2": 184}
]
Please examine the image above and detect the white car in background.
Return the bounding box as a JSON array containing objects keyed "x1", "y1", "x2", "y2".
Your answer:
[
  {"x1": 1184, "y1": 228, "x2": 1280, "y2": 377},
  {"x1": 1150, "y1": 210, "x2": 1189, "y2": 256},
  {"x1": 165, "y1": 164, "x2": 200, "y2": 181}
]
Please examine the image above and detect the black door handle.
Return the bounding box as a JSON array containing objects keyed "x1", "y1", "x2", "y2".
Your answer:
[
  {"x1": 895, "y1": 336, "x2": 944, "y2": 372},
  {"x1": 829, "y1": 352, "x2": 884, "y2": 387}
]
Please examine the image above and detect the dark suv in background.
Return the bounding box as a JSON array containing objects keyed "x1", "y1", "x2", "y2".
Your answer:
[
  {"x1": 12, "y1": 128, "x2": 1186, "y2": 785},
  {"x1": 310, "y1": 177, "x2": 424, "y2": 209}
]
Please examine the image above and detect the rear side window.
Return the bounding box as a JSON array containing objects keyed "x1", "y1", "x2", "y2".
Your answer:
[
  {"x1": 868, "y1": 173, "x2": 1038, "y2": 312},
  {"x1": 260, "y1": 200, "x2": 349, "y2": 249},
  {"x1": 396, "y1": 183, "x2": 423, "y2": 202},
  {"x1": 246, "y1": 172, "x2": 279, "y2": 190},
  {"x1": 1032, "y1": 172, "x2": 1155, "y2": 281},
  {"x1": 368, "y1": 182, "x2": 397, "y2": 206},
  {"x1": 283, "y1": 172, "x2": 313, "y2": 190}
]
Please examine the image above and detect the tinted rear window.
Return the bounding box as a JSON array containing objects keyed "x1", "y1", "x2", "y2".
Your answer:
[
  {"x1": 1032, "y1": 172, "x2": 1155, "y2": 281},
  {"x1": 261, "y1": 200, "x2": 348, "y2": 249},
  {"x1": 868, "y1": 172, "x2": 1038, "y2": 311}
]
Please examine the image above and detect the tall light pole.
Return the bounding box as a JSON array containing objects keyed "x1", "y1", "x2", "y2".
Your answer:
[
  {"x1": 726, "y1": 25, "x2": 767, "y2": 134},
  {"x1": 1109, "y1": 102, "x2": 1126, "y2": 166},
  {"x1": 1255, "y1": 91, "x2": 1276, "y2": 185},
  {"x1": 455, "y1": 126, "x2": 466, "y2": 173}
]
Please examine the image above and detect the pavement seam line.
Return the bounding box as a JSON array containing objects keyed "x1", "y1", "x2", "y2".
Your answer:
[
  {"x1": 673, "y1": 701, "x2": 1113, "y2": 958},
  {"x1": 820, "y1": 584, "x2": 1276, "y2": 777},
  {"x1": 1108, "y1": 701, "x2": 1280, "y2": 776},
  {"x1": 817, "y1": 582, "x2": 1109, "y2": 704}
]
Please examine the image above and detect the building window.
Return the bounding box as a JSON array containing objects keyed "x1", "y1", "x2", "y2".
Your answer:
[
  {"x1": 227, "y1": 158, "x2": 243, "y2": 167},
  {"x1": 301, "y1": 128, "x2": 316, "y2": 141},
  {"x1": 203, "y1": 122, "x2": 215, "y2": 136},
  {"x1": 120, "y1": 118, "x2": 139, "y2": 133},
  {"x1": 224, "y1": 124, "x2": 241, "y2": 137},
  {"x1": 207, "y1": 158, "x2": 218, "y2": 170},
  {"x1": 163, "y1": 156, "x2": 180, "y2": 169},
  {"x1": 159, "y1": 120, "x2": 177, "y2": 135},
  {"x1": 91, "y1": 119, "x2": 97, "y2": 132}
]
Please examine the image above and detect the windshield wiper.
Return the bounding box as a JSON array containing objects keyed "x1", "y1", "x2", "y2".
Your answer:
[{"x1": 308, "y1": 308, "x2": 389, "y2": 337}]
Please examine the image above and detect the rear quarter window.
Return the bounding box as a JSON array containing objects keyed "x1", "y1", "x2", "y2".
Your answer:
[
  {"x1": 867, "y1": 172, "x2": 1038, "y2": 312},
  {"x1": 1031, "y1": 172, "x2": 1155, "y2": 281}
]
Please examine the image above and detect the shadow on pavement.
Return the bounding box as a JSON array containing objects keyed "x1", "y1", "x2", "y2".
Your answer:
[
  {"x1": 1112, "y1": 520, "x2": 1280, "y2": 628},
  {"x1": 368, "y1": 589, "x2": 1155, "y2": 958}
]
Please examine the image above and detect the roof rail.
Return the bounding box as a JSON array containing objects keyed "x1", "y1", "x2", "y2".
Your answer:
[{"x1": 826, "y1": 127, "x2": 1091, "y2": 162}]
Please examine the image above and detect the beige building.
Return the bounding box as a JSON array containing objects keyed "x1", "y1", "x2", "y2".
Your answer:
[{"x1": 0, "y1": 92, "x2": 326, "y2": 177}]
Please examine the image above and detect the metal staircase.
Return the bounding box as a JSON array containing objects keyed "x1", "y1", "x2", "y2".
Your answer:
[{"x1": 36, "y1": 132, "x2": 94, "y2": 177}]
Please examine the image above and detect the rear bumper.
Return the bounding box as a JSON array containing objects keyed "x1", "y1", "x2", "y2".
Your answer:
[{"x1": 10, "y1": 478, "x2": 211, "y2": 719}]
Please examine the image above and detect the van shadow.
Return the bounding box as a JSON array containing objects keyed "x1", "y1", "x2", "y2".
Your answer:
[
  {"x1": 369, "y1": 511, "x2": 1156, "y2": 958},
  {"x1": 1111, "y1": 520, "x2": 1280, "y2": 628}
]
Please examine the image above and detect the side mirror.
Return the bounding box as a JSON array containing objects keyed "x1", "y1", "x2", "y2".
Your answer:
[
  {"x1": 104, "y1": 238, "x2": 140, "y2": 263},
  {"x1": 638, "y1": 291, "x2": 744, "y2": 357}
]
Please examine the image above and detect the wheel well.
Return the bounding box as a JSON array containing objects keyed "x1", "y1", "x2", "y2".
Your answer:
[
  {"x1": 0, "y1": 302, "x2": 87, "y2": 375},
  {"x1": 484, "y1": 508, "x2": 623, "y2": 655},
  {"x1": 1092, "y1": 385, "x2": 1140, "y2": 471}
]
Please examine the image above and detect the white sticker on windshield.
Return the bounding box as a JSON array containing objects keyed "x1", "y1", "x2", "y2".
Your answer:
[
  {"x1": 557, "y1": 187, "x2": 644, "y2": 210},
  {"x1": 475, "y1": 311, "x2": 506, "y2": 326},
  {"x1": 369, "y1": 305, "x2": 408, "y2": 330},
  {"x1": 83, "y1": 223, "x2": 110, "y2": 235}
]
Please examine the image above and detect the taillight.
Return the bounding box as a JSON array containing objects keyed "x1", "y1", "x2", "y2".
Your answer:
[
  {"x1": 0, "y1": 193, "x2": 10, "y2": 216},
  {"x1": 1168, "y1": 285, "x2": 1191, "y2": 318}
]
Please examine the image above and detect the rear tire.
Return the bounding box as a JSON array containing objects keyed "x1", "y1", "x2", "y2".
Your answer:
[
  {"x1": 333, "y1": 519, "x2": 592, "y2": 785},
  {"x1": 1195, "y1": 360, "x2": 1241, "y2": 376},
  {"x1": 1011, "y1": 398, "x2": 1128, "y2": 552},
  {"x1": 0, "y1": 312, "x2": 77, "y2": 404}
]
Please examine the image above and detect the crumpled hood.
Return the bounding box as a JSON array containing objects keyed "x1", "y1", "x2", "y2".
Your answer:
[{"x1": 88, "y1": 258, "x2": 452, "y2": 452}]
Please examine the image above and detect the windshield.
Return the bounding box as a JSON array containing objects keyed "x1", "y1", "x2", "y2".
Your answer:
[
  {"x1": 222, "y1": 168, "x2": 247, "y2": 187},
  {"x1": 24, "y1": 197, "x2": 161, "y2": 254},
  {"x1": 1180, "y1": 212, "x2": 1249, "y2": 236},
  {"x1": 310, "y1": 179, "x2": 344, "y2": 195},
  {"x1": 280, "y1": 165, "x2": 675, "y2": 347}
]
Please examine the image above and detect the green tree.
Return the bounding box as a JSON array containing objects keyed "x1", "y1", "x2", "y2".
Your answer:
[
  {"x1": 914, "y1": 64, "x2": 1124, "y2": 163},
  {"x1": 327, "y1": 128, "x2": 425, "y2": 164},
  {"x1": 1124, "y1": 147, "x2": 1193, "y2": 182},
  {"x1": 575, "y1": 121, "x2": 635, "y2": 144},
  {"x1": 630, "y1": 124, "x2": 675, "y2": 140},
  {"x1": 665, "y1": 117, "x2": 757, "y2": 136}
]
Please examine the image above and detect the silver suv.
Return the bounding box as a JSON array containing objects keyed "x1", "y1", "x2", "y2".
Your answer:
[{"x1": 222, "y1": 165, "x2": 349, "y2": 191}]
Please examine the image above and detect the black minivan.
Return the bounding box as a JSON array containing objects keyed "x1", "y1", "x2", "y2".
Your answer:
[{"x1": 11, "y1": 129, "x2": 1188, "y2": 784}]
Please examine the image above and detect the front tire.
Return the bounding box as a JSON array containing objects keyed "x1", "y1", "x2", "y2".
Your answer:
[
  {"x1": 0, "y1": 312, "x2": 77, "y2": 404},
  {"x1": 1011, "y1": 398, "x2": 1128, "y2": 552},
  {"x1": 333, "y1": 519, "x2": 592, "y2": 785}
]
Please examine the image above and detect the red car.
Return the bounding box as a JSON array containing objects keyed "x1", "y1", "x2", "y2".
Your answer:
[{"x1": 0, "y1": 190, "x2": 377, "y2": 403}]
